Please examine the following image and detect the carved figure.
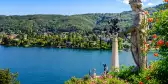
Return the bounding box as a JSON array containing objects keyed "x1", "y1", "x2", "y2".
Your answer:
[{"x1": 128, "y1": 0, "x2": 148, "y2": 70}]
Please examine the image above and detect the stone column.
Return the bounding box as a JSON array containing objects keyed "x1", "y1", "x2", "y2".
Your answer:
[{"x1": 111, "y1": 35, "x2": 119, "y2": 72}]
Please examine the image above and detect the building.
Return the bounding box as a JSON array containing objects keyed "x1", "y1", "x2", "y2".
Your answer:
[{"x1": 8, "y1": 34, "x2": 17, "y2": 39}]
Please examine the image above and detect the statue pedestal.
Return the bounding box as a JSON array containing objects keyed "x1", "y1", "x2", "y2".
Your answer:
[{"x1": 111, "y1": 36, "x2": 119, "y2": 72}]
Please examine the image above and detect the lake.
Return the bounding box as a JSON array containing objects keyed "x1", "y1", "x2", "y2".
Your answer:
[{"x1": 0, "y1": 46, "x2": 157, "y2": 84}]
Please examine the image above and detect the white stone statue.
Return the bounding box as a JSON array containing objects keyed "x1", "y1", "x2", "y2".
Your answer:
[{"x1": 127, "y1": 0, "x2": 148, "y2": 70}]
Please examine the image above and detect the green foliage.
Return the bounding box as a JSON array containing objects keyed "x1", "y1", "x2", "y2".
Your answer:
[
  {"x1": 65, "y1": 75, "x2": 127, "y2": 84},
  {"x1": 0, "y1": 4, "x2": 165, "y2": 50},
  {"x1": 83, "y1": 75, "x2": 90, "y2": 81},
  {"x1": 151, "y1": 10, "x2": 168, "y2": 37},
  {"x1": 118, "y1": 37, "x2": 124, "y2": 50},
  {"x1": 0, "y1": 32, "x2": 125, "y2": 50},
  {"x1": 148, "y1": 9, "x2": 168, "y2": 84},
  {"x1": 0, "y1": 4, "x2": 164, "y2": 34},
  {"x1": 64, "y1": 76, "x2": 90, "y2": 84},
  {"x1": 0, "y1": 69, "x2": 20, "y2": 84},
  {"x1": 108, "y1": 65, "x2": 160, "y2": 84}
]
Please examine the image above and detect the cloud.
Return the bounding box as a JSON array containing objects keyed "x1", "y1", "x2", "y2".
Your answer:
[
  {"x1": 123, "y1": 0, "x2": 129, "y2": 4},
  {"x1": 147, "y1": 3, "x2": 154, "y2": 6}
]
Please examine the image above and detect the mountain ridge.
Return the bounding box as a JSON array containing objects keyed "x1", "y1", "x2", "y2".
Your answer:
[{"x1": 0, "y1": 4, "x2": 165, "y2": 34}]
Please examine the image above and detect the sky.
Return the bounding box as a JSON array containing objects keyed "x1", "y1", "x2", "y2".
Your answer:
[{"x1": 0, "y1": 0, "x2": 163, "y2": 15}]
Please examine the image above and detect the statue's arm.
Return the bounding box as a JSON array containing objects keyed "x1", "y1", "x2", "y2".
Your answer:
[
  {"x1": 126, "y1": 25, "x2": 136, "y2": 33},
  {"x1": 119, "y1": 25, "x2": 136, "y2": 38},
  {"x1": 125, "y1": 13, "x2": 141, "y2": 34}
]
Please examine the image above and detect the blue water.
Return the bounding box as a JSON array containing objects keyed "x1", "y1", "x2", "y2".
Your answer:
[{"x1": 0, "y1": 46, "x2": 157, "y2": 84}]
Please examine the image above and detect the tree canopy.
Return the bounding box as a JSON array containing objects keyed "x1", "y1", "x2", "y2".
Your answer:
[{"x1": 0, "y1": 4, "x2": 163, "y2": 34}]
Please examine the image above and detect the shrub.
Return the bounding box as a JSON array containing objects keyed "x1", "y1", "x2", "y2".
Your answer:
[
  {"x1": 83, "y1": 74, "x2": 90, "y2": 81},
  {"x1": 0, "y1": 69, "x2": 20, "y2": 84},
  {"x1": 65, "y1": 74, "x2": 127, "y2": 84},
  {"x1": 149, "y1": 8, "x2": 168, "y2": 84}
]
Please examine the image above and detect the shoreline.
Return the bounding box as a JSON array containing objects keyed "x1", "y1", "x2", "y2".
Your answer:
[
  {"x1": 0, "y1": 44, "x2": 111, "y2": 50},
  {"x1": 0, "y1": 45, "x2": 157, "y2": 52},
  {"x1": 0, "y1": 44, "x2": 126, "y2": 51}
]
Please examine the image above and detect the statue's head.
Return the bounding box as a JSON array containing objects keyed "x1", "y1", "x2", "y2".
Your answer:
[
  {"x1": 129, "y1": 0, "x2": 142, "y2": 3},
  {"x1": 129, "y1": 0, "x2": 143, "y2": 11}
]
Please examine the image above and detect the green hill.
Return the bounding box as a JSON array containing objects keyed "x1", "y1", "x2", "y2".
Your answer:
[{"x1": 0, "y1": 4, "x2": 165, "y2": 34}]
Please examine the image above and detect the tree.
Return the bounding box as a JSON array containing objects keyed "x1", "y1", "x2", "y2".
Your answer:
[
  {"x1": 118, "y1": 37, "x2": 123, "y2": 50},
  {"x1": 0, "y1": 69, "x2": 20, "y2": 84}
]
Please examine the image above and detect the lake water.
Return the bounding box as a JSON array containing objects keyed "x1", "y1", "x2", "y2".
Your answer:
[{"x1": 0, "y1": 46, "x2": 157, "y2": 84}]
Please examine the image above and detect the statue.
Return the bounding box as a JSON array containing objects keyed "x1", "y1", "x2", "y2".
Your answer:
[
  {"x1": 89, "y1": 70, "x2": 92, "y2": 79},
  {"x1": 92, "y1": 68, "x2": 96, "y2": 79},
  {"x1": 127, "y1": 0, "x2": 148, "y2": 70},
  {"x1": 103, "y1": 64, "x2": 109, "y2": 75}
]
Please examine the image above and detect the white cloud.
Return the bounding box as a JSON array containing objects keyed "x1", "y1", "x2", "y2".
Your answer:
[
  {"x1": 123, "y1": 0, "x2": 129, "y2": 4},
  {"x1": 147, "y1": 3, "x2": 154, "y2": 6}
]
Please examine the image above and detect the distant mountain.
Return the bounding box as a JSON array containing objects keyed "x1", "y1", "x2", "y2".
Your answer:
[{"x1": 0, "y1": 4, "x2": 165, "y2": 34}]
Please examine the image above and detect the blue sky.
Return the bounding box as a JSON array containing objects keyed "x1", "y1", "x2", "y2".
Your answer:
[{"x1": 0, "y1": 0, "x2": 163, "y2": 15}]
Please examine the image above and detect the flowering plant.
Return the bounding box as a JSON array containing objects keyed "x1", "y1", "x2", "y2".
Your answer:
[{"x1": 140, "y1": 1, "x2": 168, "y2": 58}]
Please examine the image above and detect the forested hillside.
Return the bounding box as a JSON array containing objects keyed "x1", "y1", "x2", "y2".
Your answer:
[
  {"x1": 0, "y1": 4, "x2": 166, "y2": 49},
  {"x1": 0, "y1": 4, "x2": 164, "y2": 34}
]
